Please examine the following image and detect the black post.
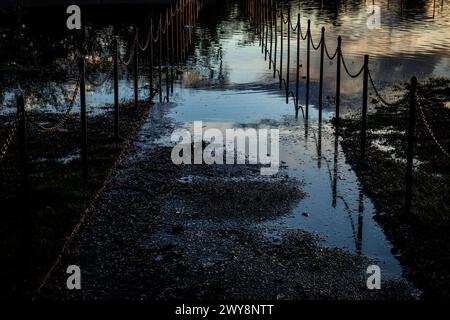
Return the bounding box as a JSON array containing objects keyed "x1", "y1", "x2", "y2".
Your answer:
[
  {"x1": 269, "y1": 0, "x2": 273, "y2": 70},
  {"x1": 159, "y1": 14, "x2": 163, "y2": 103},
  {"x1": 306, "y1": 19, "x2": 311, "y2": 119},
  {"x1": 265, "y1": 1, "x2": 268, "y2": 60},
  {"x1": 360, "y1": 55, "x2": 369, "y2": 159},
  {"x1": 279, "y1": 4, "x2": 283, "y2": 89},
  {"x1": 166, "y1": 9, "x2": 170, "y2": 102},
  {"x1": 295, "y1": 13, "x2": 300, "y2": 115},
  {"x1": 17, "y1": 95, "x2": 30, "y2": 297},
  {"x1": 335, "y1": 36, "x2": 342, "y2": 125},
  {"x1": 273, "y1": 2, "x2": 277, "y2": 79},
  {"x1": 79, "y1": 58, "x2": 88, "y2": 183},
  {"x1": 114, "y1": 39, "x2": 119, "y2": 141},
  {"x1": 319, "y1": 27, "x2": 325, "y2": 123},
  {"x1": 134, "y1": 28, "x2": 139, "y2": 108},
  {"x1": 286, "y1": 7, "x2": 290, "y2": 104},
  {"x1": 170, "y1": 9, "x2": 175, "y2": 93},
  {"x1": 405, "y1": 76, "x2": 418, "y2": 215},
  {"x1": 150, "y1": 21, "x2": 154, "y2": 102}
]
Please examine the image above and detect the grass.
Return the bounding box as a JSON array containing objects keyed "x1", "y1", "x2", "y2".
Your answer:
[
  {"x1": 338, "y1": 77, "x2": 450, "y2": 299},
  {"x1": 0, "y1": 102, "x2": 150, "y2": 299}
]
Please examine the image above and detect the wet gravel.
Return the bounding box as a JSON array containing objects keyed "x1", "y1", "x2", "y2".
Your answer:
[{"x1": 39, "y1": 103, "x2": 417, "y2": 300}]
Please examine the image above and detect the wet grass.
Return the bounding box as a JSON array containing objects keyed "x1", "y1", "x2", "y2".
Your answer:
[
  {"x1": 338, "y1": 77, "x2": 450, "y2": 299},
  {"x1": 0, "y1": 102, "x2": 150, "y2": 298}
]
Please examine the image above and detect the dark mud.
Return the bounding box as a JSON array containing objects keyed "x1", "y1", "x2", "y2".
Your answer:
[
  {"x1": 0, "y1": 101, "x2": 149, "y2": 298},
  {"x1": 38, "y1": 103, "x2": 417, "y2": 300}
]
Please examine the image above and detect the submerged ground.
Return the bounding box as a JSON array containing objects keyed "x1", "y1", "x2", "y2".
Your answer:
[
  {"x1": 2, "y1": 0, "x2": 450, "y2": 300},
  {"x1": 39, "y1": 102, "x2": 416, "y2": 300}
]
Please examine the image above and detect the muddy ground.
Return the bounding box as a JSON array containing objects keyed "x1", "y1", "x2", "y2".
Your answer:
[{"x1": 38, "y1": 104, "x2": 417, "y2": 300}]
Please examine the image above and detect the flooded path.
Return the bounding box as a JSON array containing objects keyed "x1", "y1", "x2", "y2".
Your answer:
[{"x1": 35, "y1": 0, "x2": 440, "y2": 299}]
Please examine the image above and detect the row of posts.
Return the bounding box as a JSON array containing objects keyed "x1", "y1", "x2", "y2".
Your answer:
[
  {"x1": 248, "y1": 0, "x2": 418, "y2": 214},
  {"x1": 12, "y1": 0, "x2": 201, "y2": 297}
]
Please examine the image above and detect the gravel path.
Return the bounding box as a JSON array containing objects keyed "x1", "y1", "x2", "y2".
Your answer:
[{"x1": 39, "y1": 103, "x2": 417, "y2": 300}]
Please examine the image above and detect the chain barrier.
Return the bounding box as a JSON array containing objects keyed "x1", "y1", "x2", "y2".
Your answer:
[
  {"x1": 323, "y1": 39, "x2": 338, "y2": 60},
  {"x1": 27, "y1": 77, "x2": 80, "y2": 133},
  {"x1": 368, "y1": 70, "x2": 407, "y2": 107},
  {"x1": 85, "y1": 65, "x2": 114, "y2": 87},
  {"x1": 0, "y1": 117, "x2": 18, "y2": 162},
  {"x1": 137, "y1": 25, "x2": 152, "y2": 52},
  {"x1": 340, "y1": 53, "x2": 364, "y2": 79},
  {"x1": 289, "y1": 18, "x2": 299, "y2": 32},
  {"x1": 118, "y1": 35, "x2": 137, "y2": 67},
  {"x1": 417, "y1": 97, "x2": 450, "y2": 159},
  {"x1": 310, "y1": 33, "x2": 322, "y2": 51}
]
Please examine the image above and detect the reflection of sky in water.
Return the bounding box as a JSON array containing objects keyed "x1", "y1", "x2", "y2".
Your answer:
[{"x1": 166, "y1": 6, "x2": 412, "y2": 275}]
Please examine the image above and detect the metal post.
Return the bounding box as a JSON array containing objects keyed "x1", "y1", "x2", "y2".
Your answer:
[
  {"x1": 149, "y1": 21, "x2": 154, "y2": 102},
  {"x1": 265, "y1": 1, "x2": 268, "y2": 60},
  {"x1": 405, "y1": 76, "x2": 418, "y2": 215},
  {"x1": 170, "y1": 9, "x2": 175, "y2": 93},
  {"x1": 17, "y1": 95, "x2": 30, "y2": 297},
  {"x1": 295, "y1": 13, "x2": 300, "y2": 114},
  {"x1": 335, "y1": 36, "x2": 342, "y2": 125},
  {"x1": 286, "y1": 7, "x2": 290, "y2": 104},
  {"x1": 166, "y1": 9, "x2": 170, "y2": 102},
  {"x1": 79, "y1": 58, "x2": 88, "y2": 183},
  {"x1": 269, "y1": 0, "x2": 273, "y2": 69},
  {"x1": 159, "y1": 14, "x2": 163, "y2": 103},
  {"x1": 279, "y1": 4, "x2": 283, "y2": 89},
  {"x1": 319, "y1": 27, "x2": 325, "y2": 123},
  {"x1": 114, "y1": 39, "x2": 119, "y2": 141},
  {"x1": 361, "y1": 55, "x2": 369, "y2": 159},
  {"x1": 273, "y1": 2, "x2": 277, "y2": 78},
  {"x1": 306, "y1": 20, "x2": 311, "y2": 119},
  {"x1": 134, "y1": 28, "x2": 139, "y2": 108}
]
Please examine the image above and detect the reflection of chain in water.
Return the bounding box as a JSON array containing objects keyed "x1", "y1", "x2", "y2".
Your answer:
[
  {"x1": 309, "y1": 122, "x2": 361, "y2": 250},
  {"x1": 417, "y1": 97, "x2": 450, "y2": 159}
]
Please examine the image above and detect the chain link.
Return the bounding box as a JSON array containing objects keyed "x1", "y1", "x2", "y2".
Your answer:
[
  {"x1": 118, "y1": 36, "x2": 136, "y2": 67},
  {"x1": 310, "y1": 33, "x2": 323, "y2": 51},
  {"x1": 368, "y1": 70, "x2": 408, "y2": 107},
  {"x1": 340, "y1": 52, "x2": 364, "y2": 78},
  {"x1": 0, "y1": 117, "x2": 18, "y2": 162},
  {"x1": 417, "y1": 97, "x2": 450, "y2": 159},
  {"x1": 27, "y1": 78, "x2": 80, "y2": 133},
  {"x1": 323, "y1": 39, "x2": 338, "y2": 60}
]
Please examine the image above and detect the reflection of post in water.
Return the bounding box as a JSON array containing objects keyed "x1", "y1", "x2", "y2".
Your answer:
[
  {"x1": 356, "y1": 189, "x2": 365, "y2": 255},
  {"x1": 304, "y1": 118, "x2": 309, "y2": 144},
  {"x1": 332, "y1": 129, "x2": 338, "y2": 208},
  {"x1": 433, "y1": 0, "x2": 436, "y2": 19},
  {"x1": 317, "y1": 123, "x2": 322, "y2": 169},
  {"x1": 218, "y1": 47, "x2": 224, "y2": 83}
]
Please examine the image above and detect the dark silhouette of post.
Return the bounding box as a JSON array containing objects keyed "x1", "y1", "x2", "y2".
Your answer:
[
  {"x1": 17, "y1": 95, "x2": 30, "y2": 297},
  {"x1": 306, "y1": 19, "x2": 311, "y2": 119},
  {"x1": 279, "y1": 4, "x2": 283, "y2": 89},
  {"x1": 361, "y1": 55, "x2": 369, "y2": 159},
  {"x1": 319, "y1": 27, "x2": 325, "y2": 123},
  {"x1": 134, "y1": 28, "x2": 139, "y2": 108},
  {"x1": 150, "y1": 21, "x2": 154, "y2": 102},
  {"x1": 159, "y1": 14, "x2": 163, "y2": 103},
  {"x1": 286, "y1": 7, "x2": 290, "y2": 104},
  {"x1": 295, "y1": 13, "x2": 300, "y2": 116},
  {"x1": 114, "y1": 38, "x2": 119, "y2": 141},
  {"x1": 335, "y1": 36, "x2": 342, "y2": 125},
  {"x1": 79, "y1": 58, "x2": 88, "y2": 184},
  {"x1": 405, "y1": 77, "x2": 418, "y2": 215},
  {"x1": 273, "y1": 2, "x2": 277, "y2": 79}
]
